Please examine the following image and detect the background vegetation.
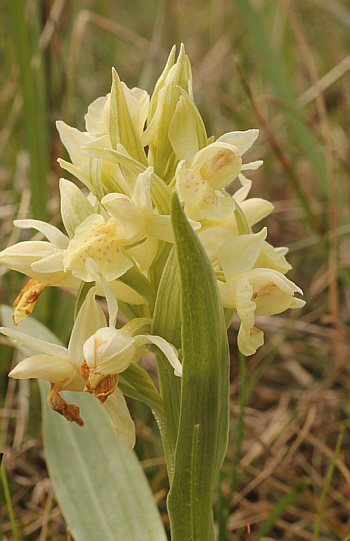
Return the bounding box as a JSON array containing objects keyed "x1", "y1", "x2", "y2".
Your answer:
[{"x1": 0, "y1": 0, "x2": 349, "y2": 539}]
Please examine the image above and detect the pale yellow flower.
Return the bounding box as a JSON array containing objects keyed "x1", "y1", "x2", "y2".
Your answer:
[
  {"x1": 62, "y1": 214, "x2": 137, "y2": 282},
  {"x1": 198, "y1": 173, "x2": 274, "y2": 263},
  {"x1": 0, "y1": 219, "x2": 79, "y2": 288},
  {"x1": 218, "y1": 229, "x2": 305, "y2": 355},
  {"x1": 102, "y1": 167, "x2": 188, "y2": 270},
  {"x1": 83, "y1": 259, "x2": 182, "y2": 378},
  {"x1": 1, "y1": 287, "x2": 105, "y2": 427},
  {"x1": 175, "y1": 131, "x2": 262, "y2": 221}
]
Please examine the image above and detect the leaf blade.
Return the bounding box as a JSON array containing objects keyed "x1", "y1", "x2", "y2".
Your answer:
[{"x1": 167, "y1": 195, "x2": 230, "y2": 541}]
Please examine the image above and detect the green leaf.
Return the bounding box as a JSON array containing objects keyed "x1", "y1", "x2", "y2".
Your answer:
[
  {"x1": 233, "y1": 199, "x2": 250, "y2": 235},
  {"x1": 167, "y1": 195, "x2": 230, "y2": 541},
  {"x1": 89, "y1": 158, "x2": 104, "y2": 201},
  {"x1": 148, "y1": 45, "x2": 176, "y2": 122},
  {"x1": 0, "y1": 306, "x2": 167, "y2": 541},
  {"x1": 149, "y1": 242, "x2": 172, "y2": 292},
  {"x1": 149, "y1": 173, "x2": 172, "y2": 215}
]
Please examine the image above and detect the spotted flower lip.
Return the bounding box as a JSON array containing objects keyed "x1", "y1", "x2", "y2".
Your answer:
[
  {"x1": 217, "y1": 229, "x2": 305, "y2": 356},
  {"x1": 62, "y1": 214, "x2": 135, "y2": 282}
]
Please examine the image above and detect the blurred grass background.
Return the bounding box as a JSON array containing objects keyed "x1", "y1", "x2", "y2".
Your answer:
[{"x1": 0, "y1": 0, "x2": 349, "y2": 539}]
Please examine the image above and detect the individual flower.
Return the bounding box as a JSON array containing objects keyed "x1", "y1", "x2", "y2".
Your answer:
[
  {"x1": 79, "y1": 259, "x2": 182, "y2": 445},
  {"x1": 0, "y1": 219, "x2": 80, "y2": 288},
  {"x1": 101, "y1": 167, "x2": 200, "y2": 270},
  {"x1": 62, "y1": 214, "x2": 135, "y2": 282},
  {"x1": 0, "y1": 204, "x2": 145, "y2": 318},
  {"x1": 56, "y1": 71, "x2": 153, "y2": 199},
  {"x1": 82, "y1": 259, "x2": 183, "y2": 380},
  {"x1": 175, "y1": 130, "x2": 263, "y2": 221},
  {"x1": 1, "y1": 286, "x2": 105, "y2": 427},
  {"x1": 217, "y1": 228, "x2": 305, "y2": 355},
  {"x1": 57, "y1": 120, "x2": 129, "y2": 200},
  {"x1": 198, "y1": 173, "x2": 274, "y2": 263}
]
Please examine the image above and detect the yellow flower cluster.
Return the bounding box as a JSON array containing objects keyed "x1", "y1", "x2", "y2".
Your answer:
[{"x1": 0, "y1": 45, "x2": 304, "y2": 447}]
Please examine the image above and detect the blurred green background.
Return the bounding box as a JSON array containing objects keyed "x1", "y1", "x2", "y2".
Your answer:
[{"x1": 0, "y1": 0, "x2": 349, "y2": 539}]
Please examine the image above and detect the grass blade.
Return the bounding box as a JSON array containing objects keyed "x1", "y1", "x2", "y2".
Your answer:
[{"x1": 8, "y1": 0, "x2": 48, "y2": 221}]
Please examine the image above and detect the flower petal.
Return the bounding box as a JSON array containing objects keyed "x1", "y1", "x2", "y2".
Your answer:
[
  {"x1": 241, "y1": 160, "x2": 263, "y2": 171},
  {"x1": 127, "y1": 236, "x2": 158, "y2": 271},
  {"x1": 237, "y1": 325, "x2": 264, "y2": 356},
  {"x1": 68, "y1": 286, "x2": 106, "y2": 363},
  {"x1": 31, "y1": 252, "x2": 65, "y2": 273},
  {"x1": 9, "y1": 354, "x2": 82, "y2": 389},
  {"x1": 218, "y1": 228, "x2": 267, "y2": 278},
  {"x1": 83, "y1": 328, "x2": 137, "y2": 374},
  {"x1": 254, "y1": 242, "x2": 292, "y2": 274},
  {"x1": 85, "y1": 258, "x2": 118, "y2": 328},
  {"x1": 142, "y1": 334, "x2": 182, "y2": 377},
  {"x1": 102, "y1": 193, "x2": 145, "y2": 239},
  {"x1": 240, "y1": 198, "x2": 274, "y2": 227},
  {"x1": 1, "y1": 327, "x2": 68, "y2": 358},
  {"x1": 14, "y1": 220, "x2": 69, "y2": 249},
  {"x1": 217, "y1": 129, "x2": 259, "y2": 155},
  {"x1": 85, "y1": 95, "x2": 109, "y2": 137},
  {"x1": 233, "y1": 173, "x2": 252, "y2": 203},
  {"x1": 103, "y1": 387, "x2": 136, "y2": 449},
  {"x1": 56, "y1": 121, "x2": 92, "y2": 169}
]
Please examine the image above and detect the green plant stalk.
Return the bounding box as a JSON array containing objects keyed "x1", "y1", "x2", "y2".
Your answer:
[
  {"x1": 234, "y1": 0, "x2": 327, "y2": 195},
  {"x1": 1, "y1": 455, "x2": 19, "y2": 541},
  {"x1": 255, "y1": 481, "x2": 309, "y2": 540},
  {"x1": 8, "y1": 0, "x2": 49, "y2": 221},
  {"x1": 312, "y1": 430, "x2": 344, "y2": 541}
]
